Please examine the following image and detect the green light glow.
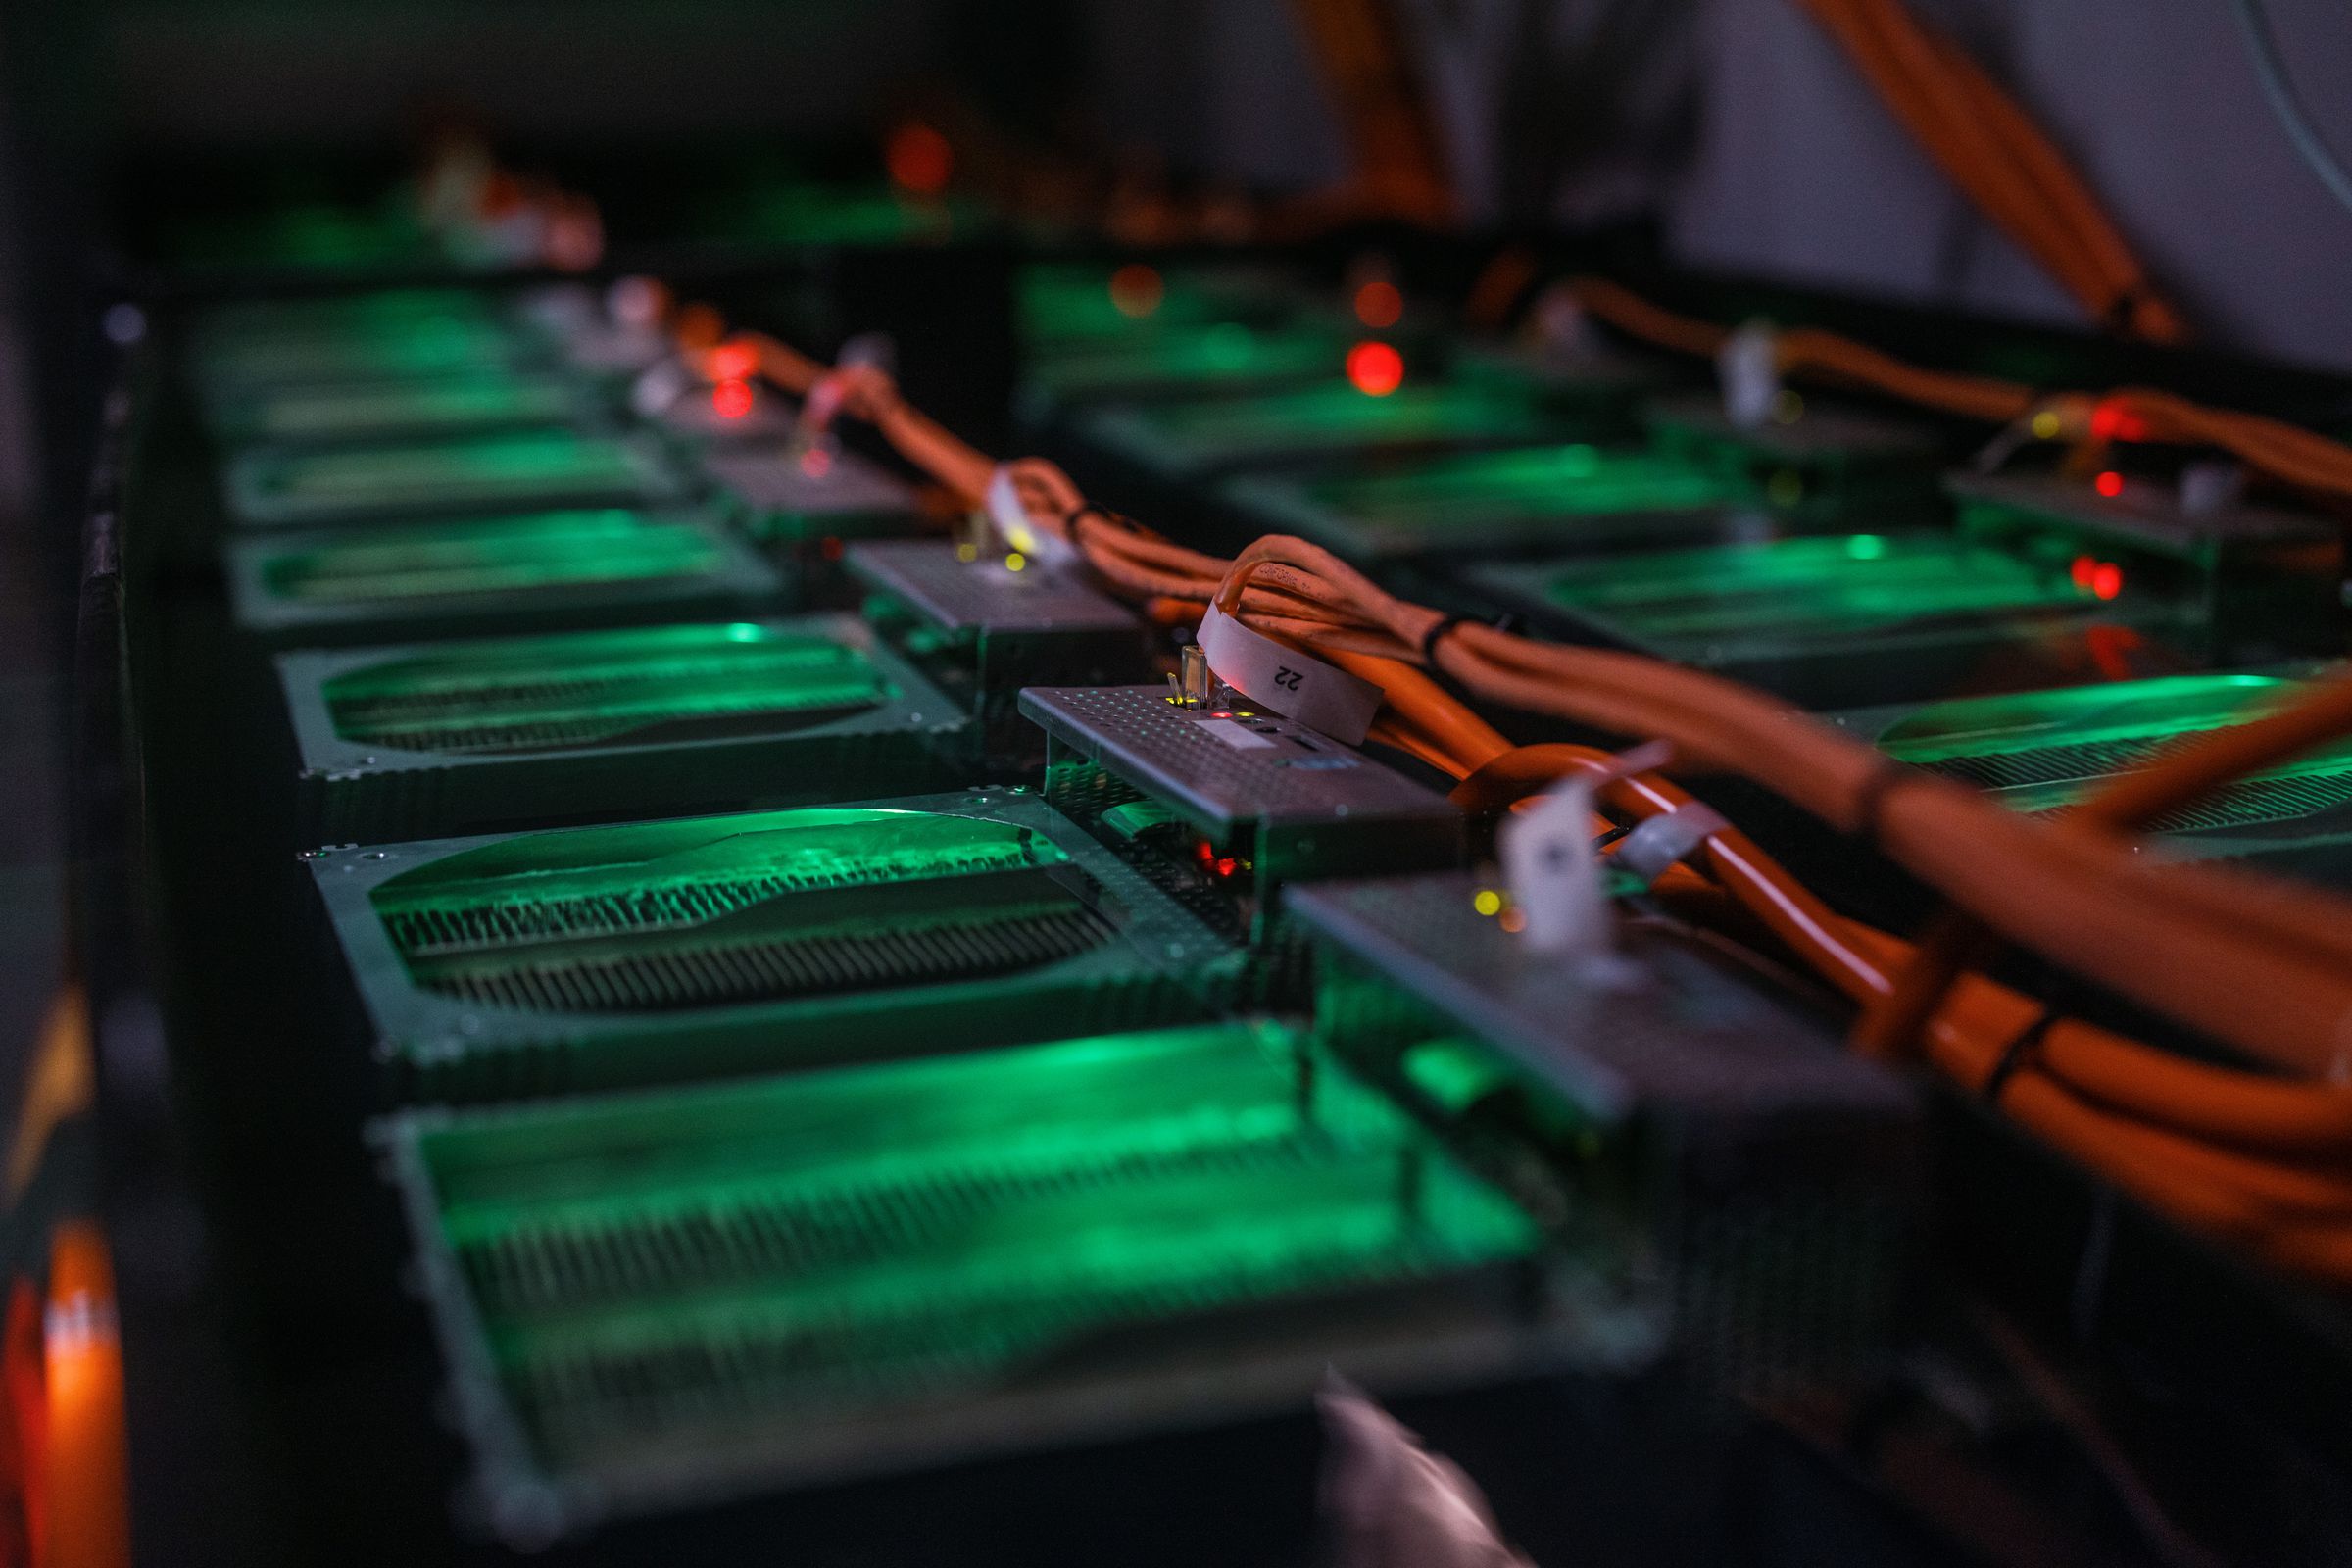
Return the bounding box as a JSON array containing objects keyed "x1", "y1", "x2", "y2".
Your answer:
[
  {"x1": 259, "y1": 510, "x2": 726, "y2": 606},
  {"x1": 370, "y1": 807, "x2": 1107, "y2": 1012},
  {"x1": 1103, "y1": 382, "x2": 1559, "y2": 467},
  {"x1": 1291, "y1": 444, "x2": 1743, "y2": 523},
  {"x1": 1539, "y1": 532, "x2": 2106, "y2": 641},
  {"x1": 243, "y1": 430, "x2": 650, "y2": 515},
  {"x1": 1877, "y1": 672, "x2": 2352, "y2": 827},
  {"x1": 409, "y1": 1021, "x2": 1533, "y2": 1474},
  {"x1": 322, "y1": 623, "x2": 895, "y2": 755},
  {"x1": 242, "y1": 372, "x2": 576, "y2": 442}
]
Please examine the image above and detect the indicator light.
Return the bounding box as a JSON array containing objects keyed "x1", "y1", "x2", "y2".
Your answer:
[
  {"x1": 1109, "y1": 264, "x2": 1165, "y2": 318},
  {"x1": 1352, "y1": 279, "x2": 1403, "y2": 329},
  {"x1": 1004, "y1": 552, "x2": 1027, "y2": 572},
  {"x1": 2071, "y1": 554, "x2": 2097, "y2": 590},
  {"x1": 2031, "y1": 410, "x2": 2065, "y2": 440},
  {"x1": 2088, "y1": 401, "x2": 2147, "y2": 444},
  {"x1": 798, "y1": 446, "x2": 834, "y2": 478},
  {"x1": 1845, "y1": 535, "x2": 1886, "y2": 560},
  {"x1": 711, "y1": 378, "x2": 755, "y2": 420},
  {"x1": 708, "y1": 340, "x2": 758, "y2": 381},
  {"x1": 2094, "y1": 470, "x2": 2126, "y2": 498},
  {"x1": 885, "y1": 122, "x2": 954, "y2": 195},
  {"x1": 2091, "y1": 562, "x2": 2124, "y2": 600},
  {"x1": 1472, "y1": 889, "x2": 1502, "y2": 917},
  {"x1": 1346, "y1": 340, "x2": 1404, "y2": 397}
]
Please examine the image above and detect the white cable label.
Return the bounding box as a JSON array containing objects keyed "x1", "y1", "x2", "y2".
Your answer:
[
  {"x1": 1500, "y1": 781, "x2": 1618, "y2": 965},
  {"x1": 1717, "y1": 320, "x2": 1781, "y2": 430},
  {"x1": 983, "y1": 466, "x2": 1080, "y2": 568},
  {"x1": 1196, "y1": 604, "x2": 1384, "y2": 744},
  {"x1": 629, "y1": 357, "x2": 694, "y2": 417}
]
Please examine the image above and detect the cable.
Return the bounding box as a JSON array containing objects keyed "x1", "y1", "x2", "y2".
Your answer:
[{"x1": 2230, "y1": 0, "x2": 2352, "y2": 220}]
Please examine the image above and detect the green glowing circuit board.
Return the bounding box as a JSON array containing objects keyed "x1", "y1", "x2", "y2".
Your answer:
[
  {"x1": 191, "y1": 290, "x2": 526, "y2": 389},
  {"x1": 1839, "y1": 669, "x2": 2352, "y2": 849},
  {"x1": 1461, "y1": 531, "x2": 2193, "y2": 708},
  {"x1": 278, "y1": 616, "x2": 970, "y2": 843},
  {"x1": 1073, "y1": 380, "x2": 1569, "y2": 479},
  {"x1": 207, "y1": 369, "x2": 590, "y2": 447},
  {"x1": 314, "y1": 791, "x2": 1238, "y2": 1102},
  {"x1": 225, "y1": 509, "x2": 780, "y2": 647},
  {"x1": 224, "y1": 428, "x2": 684, "y2": 528},
  {"x1": 1222, "y1": 443, "x2": 1763, "y2": 564},
  {"x1": 379, "y1": 1019, "x2": 1542, "y2": 1538}
]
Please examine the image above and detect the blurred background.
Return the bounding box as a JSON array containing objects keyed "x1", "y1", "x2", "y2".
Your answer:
[{"x1": 3, "y1": 4, "x2": 2352, "y2": 1561}]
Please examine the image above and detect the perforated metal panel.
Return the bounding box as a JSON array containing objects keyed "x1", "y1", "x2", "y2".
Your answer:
[{"x1": 848, "y1": 543, "x2": 1142, "y2": 635}]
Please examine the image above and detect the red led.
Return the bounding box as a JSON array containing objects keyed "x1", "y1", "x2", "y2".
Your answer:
[
  {"x1": 798, "y1": 446, "x2": 834, "y2": 478},
  {"x1": 1346, "y1": 340, "x2": 1405, "y2": 397},
  {"x1": 2091, "y1": 563, "x2": 2124, "y2": 600},
  {"x1": 2070, "y1": 554, "x2": 2097, "y2": 590},
  {"x1": 819, "y1": 535, "x2": 845, "y2": 562},
  {"x1": 1108, "y1": 264, "x2": 1164, "y2": 318},
  {"x1": 1352, "y1": 279, "x2": 1404, "y2": 329},
  {"x1": 2089, "y1": 400, "x2": 2148, "y2": 444},
  {"x1": 711, "y1": 378, "x2": 755, "y2": 420},
  {"x1": 2093, "y1": 470, "x2": 2126, "y2": 498},
  {"x1": 1213, "y1": 858, "x2": 1240, "y2": 878},
  {"x1": 708, "y1": 340, "x2": 759, "y2": 381},
  {"x1": 886, "y1": 122, "x2": 954, "y2": 195}
]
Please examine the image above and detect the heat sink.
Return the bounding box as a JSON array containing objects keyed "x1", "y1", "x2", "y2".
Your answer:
[
  {"x1": 1290, "y1": 873, "x2": 1920, "y2": 1394},
  {"x1": 189, "y1": 289, "x2": 526, "y2": 392},
  {"x1": 1834, "y1": 669, "x2": 2352, "y2": 879},
  {"x1": 1458, "y1": 530, "x2": 2197, "y2": 709},
  {"x1": 278, "y1": 616, "x2": 970, "y2": 844},
  {"x1": 1068, "y1": 380, "x2": 1570, "y2": 481},
  {"x1": 1222, "y1": 443, "x2": 1766, "y2": 565},
  {"x1": 1642, "y1": 393, "x2": 1954, "y2": 520},
  {"x1": 376, "y1": 1019, "x2": 1547, "y2": 1541},
  {"x1": 201, "y1": 368, "x2": 597, "y2": 448},
  {"x1": 314, "y1": 790, "x2": 1238, "y2": 1102},
  {"x1": 226, "y1": 508, "x2": 781, "y2": 648},
  {"x1": 224, "y1": 427, "x2": 685, "y2": 529}
]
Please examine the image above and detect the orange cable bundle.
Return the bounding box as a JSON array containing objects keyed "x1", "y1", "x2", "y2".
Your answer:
[
  {"x1": 1790, "y1": 0, "x2": 2186, "y2": 343},
  {"x1": 794, "y1": 347, "x2": 2352, "y2": 1283}
]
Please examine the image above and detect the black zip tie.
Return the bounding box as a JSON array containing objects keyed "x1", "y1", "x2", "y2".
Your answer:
[
  {"x1": 1850, "y1": 760, "x2": 1914, "y2": 843},
  {"x1": 1981, "y1": 1006, "x2": 2059, "y2": 1102},
  {"x1": 1419, "y1": 614, "x2": 1468, "y2": 663}
]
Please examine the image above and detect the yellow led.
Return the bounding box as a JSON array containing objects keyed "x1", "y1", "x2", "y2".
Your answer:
[
  {"x1": 954, "y1": 543, "x2": 979, "y2": 564},
  {"x1": 2031, "y1": 410, "x2": 2064, "y2": 441},
  {"x1": 1472, "y1": 889, "x2": 1502, "y2": 917},
  {"x1": 1004, "y1": 552, "x2": 1027, "y2": 572}
]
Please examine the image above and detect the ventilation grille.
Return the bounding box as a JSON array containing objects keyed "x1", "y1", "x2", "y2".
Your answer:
[
  {"x1": 422, "y1": 889, "x2": 1113, "y2": 1013},
  {"x1": 460, "y1": 1134, "x2": 1323, "y2": 1320},
  {"x1": 326, "y1": 636, "x2": 888, "y2": 755},
  {"x1": 1917, "y1": 742, "x2": 2352, "y2": 831},
  {"x1": 497, "y1": 1154, "x2": 1508, "y2": 1453},
  {"x1": 376, "y1": 814, "x2": 1119, "y2": 1015},
  {"x1": 382, "y1": 841, "x2": 1042, "y2": 955}
]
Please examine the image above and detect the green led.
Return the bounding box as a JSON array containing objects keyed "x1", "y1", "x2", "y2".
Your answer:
[
  {"x1": 321, "y1": 623, "x2": 895, "y2": 755},
  {"x1": 1845, "y1": 534, "x2": 1886, "y2": 560}
]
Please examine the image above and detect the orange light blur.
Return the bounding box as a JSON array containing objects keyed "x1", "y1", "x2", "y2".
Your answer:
[
  {"x1": 1346, "y1": 340, "x2": 1405, "y2": 397},
  {"x1": 711, "y1": 379, "x2": 756, "y2": 420},
  {"x1": 708, "y1": 340, "x2": 759, "y2": 382},
  {"x1": 2094, "y1": 469, "x2": 2126, "y2": 498},
  {"x1": 1352, "y1": 279, "x2": 1404, "y2": 329},
  {"x1": 886, "y1": 122, "x2": 955, "y2": 195},
  {"x1": 44, "y1": 1223, "x2": 126, "y2": 1568},
  {"x1": 1108, "y1": 264, "x2": 1164, "y2": 318}
]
